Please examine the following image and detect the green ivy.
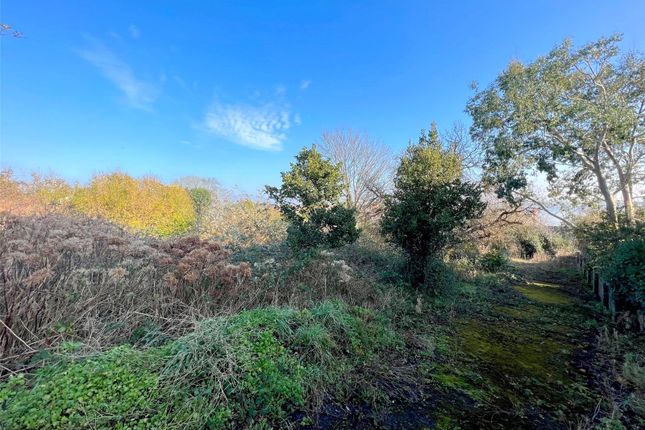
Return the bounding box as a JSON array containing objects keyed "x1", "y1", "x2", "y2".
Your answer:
[
  {"x1": 0, "y1": 302, "x2": 401, "y2": 429},
  {"x1": 0, "y1": 346, "x2": 164, "y2": 429}
]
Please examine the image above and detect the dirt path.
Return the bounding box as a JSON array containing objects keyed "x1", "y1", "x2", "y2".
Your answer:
[
  {"x1": 430, "y1": 257, "x2": 603, "y2": 429},
  {"x1": 304, "y1": 257, "x2": 607, "y2": 429}
]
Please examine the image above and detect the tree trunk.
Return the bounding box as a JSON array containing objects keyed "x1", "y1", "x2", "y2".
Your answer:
[
  {"x1": 593, "y1": 165, "x2": 618, "y2": 225},
  {"x1": 602, "y1": 141, "x2": 635, "y2": 224},
  {"x1": 622, "y1": 184, "x2": 635, "y2": 225}
]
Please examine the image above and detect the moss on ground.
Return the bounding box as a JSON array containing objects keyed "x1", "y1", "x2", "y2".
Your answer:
[
  {"x1": 457, "y1": 318, "x2": 572, "y2": 381},
  {"x1": 494, "y1": 304, "x2": 540, "y2": 319},
  {"x1": 513, "y1": 282, "x2": 573, "y2": 305},
  {"x1": 425, "y1": 262, "x2": 602, "y2": 428}
]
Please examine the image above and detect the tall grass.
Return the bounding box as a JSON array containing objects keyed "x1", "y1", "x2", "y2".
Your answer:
[{"x1": 0, "y1": 211, "x2": 407, "y2": 375}]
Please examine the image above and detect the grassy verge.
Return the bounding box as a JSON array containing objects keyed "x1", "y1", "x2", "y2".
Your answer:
[{"x1": 0, "y1": 300, "x2": 404, "y2": 429}]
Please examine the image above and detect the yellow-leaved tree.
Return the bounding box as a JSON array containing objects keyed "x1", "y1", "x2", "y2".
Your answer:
[{"x1": 72, "y1": 173, "x2": 196, "y2": 236}]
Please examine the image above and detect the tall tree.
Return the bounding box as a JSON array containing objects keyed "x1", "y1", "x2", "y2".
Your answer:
[
  {"x1": 467, "y1": 35, "x2": 644, "y2": 226},
  {"x1": 381, "y1": 124, "x2": 485, "y2": 288},
  {"x1": 318, "y1": 129, "x2": 393, "y2": 222},
  {"x1": 266, "y1": 145, "x2": 359, "y2": 250}
]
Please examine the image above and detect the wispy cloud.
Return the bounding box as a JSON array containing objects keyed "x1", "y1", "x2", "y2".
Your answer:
[
  {"x1": 108, "y1": 31, "x2": 122, "y2": 41},
  {"x1": 77, "y1": 41, "x2": 158, "y2": 110},
  {"x1": 274, "y1": 84, "x2": 287, "y2": 97},
  {"x1": 181, "y1": 139, "x2": 203, "y2": 149},
  {"x1": 204, "y1": 101, "x2": 296, "y2": 151},
  {"x1": 128, "y1": 24, "x2": 140, "y2": 39},
  {"x1": 173, "y1": 75, "x2": 189, "y2": 90},
  {"x1": 299, "y1": 79, "x2": 311, "y2": 90}
]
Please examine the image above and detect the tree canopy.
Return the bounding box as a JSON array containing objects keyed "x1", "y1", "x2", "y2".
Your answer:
[
  {"x1": 468, "y1": 35, "x2": 644, "y2": 226},
  {"x1": 319, "y1": 129, "x2": 393, "y2": 222}
]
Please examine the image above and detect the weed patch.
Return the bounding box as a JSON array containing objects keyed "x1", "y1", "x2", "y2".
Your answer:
[{"x1": 0, "y1": 301, "x2": 402, "y2": 429}]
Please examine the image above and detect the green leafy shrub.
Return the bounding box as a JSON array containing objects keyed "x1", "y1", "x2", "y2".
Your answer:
[
  {"x1": 422, "y1": 257, "x2": 457, "y2": 292},
  {"x1": 518, "y1": 237, "x2": 539, "y2": 259},
  {"x1": 266, "y1": 145, "x2": 359, "y2": 251},
  {"x1": 380, "y1": 124, "x2": 485, "y2": 288},
  {"x1": 285, "y1": 205, "x2": 358, "y2": 250},
  {"x1": 577, "y1": 219, "x2": 644, "y2": 309},
  {"x1": 0, "y1": 346, "x2": 164, "y2": 429},
  {"x1": 187, "y1": 187, "x2": 213, "y2": 230},
  {"x1": 604, "y1": 239, "x2": 645, "y2": 310},
  {"x1": 622, "y1": 353, "x2": 645, "y2": 419},
  {"x1": 575, "y1": 218, "x2": 641, "y2": 264},
  {"x1": 480, "y1": 249, "x2": 509, "y2": 272},
  {"x1": 540, "y1": 234, "x2": 558, "y2": 257}
]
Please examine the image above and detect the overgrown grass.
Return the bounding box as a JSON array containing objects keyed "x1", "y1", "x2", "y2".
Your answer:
[
  {"x1": 0, "y1": 300, "x2": 404, "y2": 429},
  {"x1": 2, "y1": 210, "x2": 643, "y2": 429}
]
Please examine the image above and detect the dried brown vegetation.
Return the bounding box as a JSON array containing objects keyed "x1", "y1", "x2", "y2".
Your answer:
[
  {"x1": 0, "y1": 212, "x2": 252, "y2": 370},
  {"x1": 0, "y1": 212, "x2": 403, "y2": 375}
]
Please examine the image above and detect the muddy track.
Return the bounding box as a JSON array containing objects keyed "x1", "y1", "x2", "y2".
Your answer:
[
  {"x1": 303, "y1": 257, "x2": 607, "y2": 429},
  {"x1": 441, "y1": 257, "x2": 604, "y2": 429}
]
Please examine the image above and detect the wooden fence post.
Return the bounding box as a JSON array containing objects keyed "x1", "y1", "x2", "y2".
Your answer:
[
  {"x1": 593, "y1": 272, "x2": 599, "y2": 298},
  {"x1": 598, "y1": 276, "x2": 605, "y2": 307},
  {"x1": 607, "y1": 284, "x2": 616, "y2": 316}
]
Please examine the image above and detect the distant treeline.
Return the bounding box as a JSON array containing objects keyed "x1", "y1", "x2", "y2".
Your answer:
[{"x1": 1, "y1": 171, "x2": 196, "y2": 236}]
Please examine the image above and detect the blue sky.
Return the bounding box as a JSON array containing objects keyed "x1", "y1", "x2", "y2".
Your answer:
[{"x1": 1, "y1": 1, "x2": 644, "y2": 193}]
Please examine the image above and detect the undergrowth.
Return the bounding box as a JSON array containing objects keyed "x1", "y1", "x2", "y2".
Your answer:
[{"x1": 0, "y1": 300, "x2": 403, "y2": 429}]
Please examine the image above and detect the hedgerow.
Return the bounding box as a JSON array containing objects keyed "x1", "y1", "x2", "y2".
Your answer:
[{"x1": 576, "y1": 218, "x2": 645, "y2": 310}]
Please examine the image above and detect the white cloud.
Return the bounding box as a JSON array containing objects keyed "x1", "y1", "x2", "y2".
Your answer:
[
  {"x1": 181, "y1": 139, "x2": 203, "y2": 149},
  {"x1": 299, "y1": 79, "x2": 311, "y2": 90},
  {"x1": 204, "y1": 102, "x2": 296, "y2": 151},
  {"x1": 128, "y1": 24, "x2": 140, "y2": 39},
  {"x1": 78, "y1": 42, "x2": 158, "y2": 110}
]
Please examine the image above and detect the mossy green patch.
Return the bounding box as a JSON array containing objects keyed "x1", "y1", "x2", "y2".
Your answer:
[
  {"x1": 514, "y1": 282, "x2": 572, "y2": 305},
  {"x1": 435, "y1": 413, "x2": 463, "y2": 430},
  {"x1": 457, "y1": 318, "x2": 571, "y2": 381},
  {"x1": 430, "y1": 364, "x2": 490, "y2": 402},
  {"x1": 424, "y1": 260, "x2": 612, "y2": 427},
  {"x1": 494, "y1": 305, "x2": 540, "y2": 319}
]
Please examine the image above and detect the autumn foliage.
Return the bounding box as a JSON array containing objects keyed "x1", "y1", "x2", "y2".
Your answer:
[
  {"x1": 72, "y1": 173, "x2": 196, "y2": 236},
  {"x1": 0, "y1": 171, "x2": 196, "y2": 236}
]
